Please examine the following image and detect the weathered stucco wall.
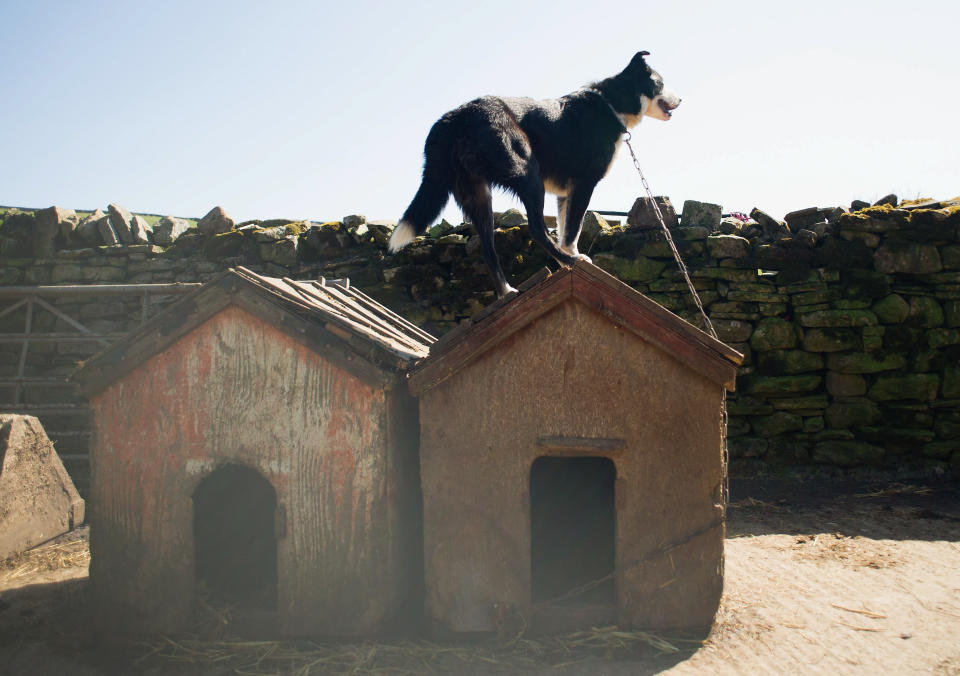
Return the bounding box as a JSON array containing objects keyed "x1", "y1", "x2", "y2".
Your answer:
[
  {"x1": 88, "y1": 305, "x2": 409, "y2": 635},
  {"x1": 418, "y1": 300, "x2": 725, "y2": 632},
  {"x1": 3, "y1": 198, "x2": 960, "y2": 476}
]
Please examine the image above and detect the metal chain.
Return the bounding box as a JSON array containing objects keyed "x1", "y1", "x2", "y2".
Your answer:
[
  {"x1": 622, "y1": 132, "x2": 730, "y2": 509},
  {"x1": 623, "y1": 132, "x2": 717, "y2": 340}
]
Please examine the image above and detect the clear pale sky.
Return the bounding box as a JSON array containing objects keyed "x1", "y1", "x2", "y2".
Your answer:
[{"x1": 1, "y1": 0, "x2": 957, "y2": 225}]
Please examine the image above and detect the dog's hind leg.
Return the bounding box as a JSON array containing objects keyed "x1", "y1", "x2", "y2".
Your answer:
[
  {"x1": 555, "y1": 196, "x2": 567, "y2": 247},
  {"x1": 557, "y1": 182, "x2": 597, "y2": 262},
  {"x1": 456, "y1": 178, "x2": 516, "y2": 297},
  {"x1": 509, "y1": 173, "x2": 580, "y2": 268}
]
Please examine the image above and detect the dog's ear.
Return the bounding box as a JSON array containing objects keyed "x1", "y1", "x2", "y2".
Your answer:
[{"x1": 626, "y1": 51, "x2": 651, "y2": 74}]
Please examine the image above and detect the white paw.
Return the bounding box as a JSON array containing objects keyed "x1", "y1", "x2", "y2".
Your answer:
[{"x1": 559, "y1": 243, "x2": 590, "y2": 265}]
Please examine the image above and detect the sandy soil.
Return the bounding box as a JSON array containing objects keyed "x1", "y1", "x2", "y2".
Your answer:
[{"x1": 1, "y1": 479, "x2": 958, "y2": 675}]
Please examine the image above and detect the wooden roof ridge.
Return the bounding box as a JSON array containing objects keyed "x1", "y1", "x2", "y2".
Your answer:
[
  {"x1": 73, "y1": 268, "x2": 435, "y2": 396},
  {"x1": 407, "y1": 262, "x2": 743, "y2": 396}
]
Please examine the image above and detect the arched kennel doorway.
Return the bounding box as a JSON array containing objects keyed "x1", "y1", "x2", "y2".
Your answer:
[
  {"x1": 530, "y1": 456, "x2": 616, "y2": 606},
  {"x1": 193, "y1": 464, "x2": 278, "y2": 610}
]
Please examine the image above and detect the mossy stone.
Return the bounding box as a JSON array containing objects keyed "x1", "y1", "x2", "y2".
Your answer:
[
  {"x1": 812, "y1": 441, "x2": 884, "y2": 467},
  {"x1": 746, "y1": 374, "x2": 821, "y2": 395},
  {"x1": 765, "y1": 439, "x2": 811, "y2": 464},
  {"x1": 203, "y1": 231, "x2": 248, "y2": 259},
  {"x1": 799, "y1": 309, "x2": 878, "y2": 328},
  {"x1": 726, "y1": 288, "x2": 789, "y2": 303},
  {"x1": 759, "y1": 302, "x2": 789, "y2": 316},
  {"x1": 825, "y1": 399, "x2": 880, "y2": 428},
  {"x1": 675, "y1": 226, "x2": 710, "y2": 241},
  {"x1": 681, "y1": 200, "x2": 722, "y2": 228},
  {"x1": 706, "y1": 234, "x2": 750, "y2": 259},
  {"x1": 942, "y1": 245, "x2": 960, "y2": 269},
  {"x1": 428, "y1": 219, "x2": 455, "y2": 238},
  {"x1": 592, "y1": 253, "x2": 667, "y2": 282},
  {"x1": 872, "y1": 294, "x2": 910, "y2": 324},
  {"x1": 695, "y1": 267, "x2": 761, "y2": 283},
  {"x1": 868, "y1": 373, "x2": 939, "y2": 402},
  {"x1": 943, "y1": 363, "x2": 960, "y2": 398},
  {"x1": 258, "y1": 236, "x2": 298, "y2": 267},
  {"x1": 752, "y1": 412, "x2": 803, "y2": 437},
  {"x1": 757, "y1": 349, "x2": 823, "y2": 375},
  {"x1": 791, "y1": 289, "x2": 838, "y2": 306},
  {"x1": 928, "y1": 329, "x2": 960, "y2": 349},
  {"x1": 496, "y1": 209, "x2": 526, "y2": 227},
  {"x1": 874, "y1": 242, "x2": 942, "y2": 274},
  {"x1": 770, "y1": 394, "x2": 828, "y2": 410},
  {"x1": 802, "y1": 327, "x2": 859, "y2": 352},
  {"x1": 728, "y1": 437, "x2": 768, "y2": 458},
  {"x1": 50, "y1": 263, "x2": 85, "y2": 283},
  {"x1": 825, "y1": 372, "x2": 867, "y2": 397},
  {"x1": 750, "y1": 317, "x2": 797, "y2": 351},
  {"x1": 727, "y1": 399, "x2": 774, "y2": 416},
  {"x1": 825, "y1": 352, "x2": 906, "y2": 374},
  {"x1": 908, "y1": 296, "x2": 944, "y2": 327},
  {"x1": 923, "y1": 441, "x2": 958, "y2": 459},
  {"x1": 0, "y1": 267, "x2": 22, "y2": 284},
  {"x1": 712, "y1": 319, "x2": 753, "y2": 343},
  {"x1": 870, "y1": 427, "x2": 936, "y2": 444}
]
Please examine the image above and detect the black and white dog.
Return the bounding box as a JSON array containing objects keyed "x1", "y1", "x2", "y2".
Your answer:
[{"x1": 389, "y1": 51, "x2": 680, "y2": 297}]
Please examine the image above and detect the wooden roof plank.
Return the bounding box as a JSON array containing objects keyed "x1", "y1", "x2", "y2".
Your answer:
[
  {"x1": 321, "y1": 281, "x2": 438, "y2": 346},
  {"x1": 296, "y1": 280, "x2": 428, "y2": 355},
  {"x1": 234, "y1": 267, "x2": 429, "y2": 360}
]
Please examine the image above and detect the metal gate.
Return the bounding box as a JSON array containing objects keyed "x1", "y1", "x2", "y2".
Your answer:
[{"x1": 0, "y1": 283, "x2": 201, "y2": 495}]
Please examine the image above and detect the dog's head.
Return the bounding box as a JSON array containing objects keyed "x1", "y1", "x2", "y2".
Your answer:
[{"x1": 620, "y1": 51, "x2": 680, "y2": 122}]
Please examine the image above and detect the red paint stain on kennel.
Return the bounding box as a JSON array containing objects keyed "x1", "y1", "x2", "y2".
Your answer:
[{"x1": 76, "y1": 269, "x2": 432, "y2": 636}]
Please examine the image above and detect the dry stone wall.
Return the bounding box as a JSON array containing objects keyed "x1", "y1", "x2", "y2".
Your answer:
[{"x1": 2, "y1": 197, "x2": 959, "y2": 478}]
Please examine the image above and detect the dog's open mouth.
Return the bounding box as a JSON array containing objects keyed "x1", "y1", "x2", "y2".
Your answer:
[{"x1": 658, "y1": 99, "x2": 675, "y2": 118}]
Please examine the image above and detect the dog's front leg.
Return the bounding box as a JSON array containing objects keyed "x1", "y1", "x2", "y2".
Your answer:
[{"x1": 558, "y1": 182, "x2": 596, "y2": 263}]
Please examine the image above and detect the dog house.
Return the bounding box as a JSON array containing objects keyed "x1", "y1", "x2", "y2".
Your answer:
[
  {"x1": 73, "y1": 267, "x2": 434, "y2": 635},
  {"x1": 408, "y1": 262, "x2": 742, "y2": 633}
]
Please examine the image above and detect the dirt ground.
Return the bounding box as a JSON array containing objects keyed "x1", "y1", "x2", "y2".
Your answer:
[{"x1": 1, "y1": 478, "x2": 959, "y2": 675}]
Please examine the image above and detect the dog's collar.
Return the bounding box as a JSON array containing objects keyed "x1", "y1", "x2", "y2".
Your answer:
[{"x1": 586, "y1": 89, "x2": 629, "y2": 134}]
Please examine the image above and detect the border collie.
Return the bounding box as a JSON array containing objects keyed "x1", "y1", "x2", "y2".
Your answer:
[{"x1": 389, "y1": 51, "x2": 680, "y2": 297}]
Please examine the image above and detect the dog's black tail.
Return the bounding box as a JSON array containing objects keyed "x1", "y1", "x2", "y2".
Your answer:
[{"x1": 389, "y1": 119, "x2": 455, "y2": 252}]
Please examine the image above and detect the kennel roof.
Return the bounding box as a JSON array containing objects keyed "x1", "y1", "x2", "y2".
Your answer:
[
  {"x1": 73, "y1": 266, "x2": 436, "y2": 396},
  {"x1": 407, "y1": 261, "x2": 743, "y2": 396}
]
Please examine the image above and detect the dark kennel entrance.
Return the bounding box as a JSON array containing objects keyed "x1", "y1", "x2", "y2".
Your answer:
[
  {"x1": 530, "y1": 456, "x2": 616, "y2": 607},
  {"x1": 193, "y1": 464, "x2": 278, "y2": 610}
]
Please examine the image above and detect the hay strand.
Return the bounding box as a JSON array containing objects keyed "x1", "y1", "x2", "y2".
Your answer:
[
  {"x1": 141, "y1": 624, "x2": 695, "y2": 674},
  {"x1": 831, "y1": 604, "x2": 886, "y2": 619},
  {"x1": 853, "y1": 483, "x2": 933, "y2": 498},
  {"x1": 0, "y1": 532, "x2": 90, "y2": 585}
]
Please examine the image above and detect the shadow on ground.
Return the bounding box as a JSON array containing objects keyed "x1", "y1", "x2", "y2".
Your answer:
[
  {"x1": 2, "y1": 478, "x2": 958, "y2": 675},
  {"x1": 727, "y1": 477, "x2": 960, "y2": 541}
]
